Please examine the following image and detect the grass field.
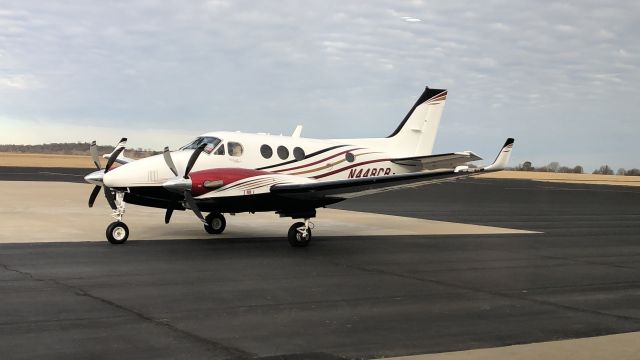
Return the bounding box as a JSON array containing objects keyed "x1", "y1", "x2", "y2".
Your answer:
[
  {"x1": 0, "y1": 152, "x2": 93, "y2": 168},
  {"x1": 1, "y1": 152, "x2": 638, "y2": 186},
  {"x1": 478, "y1": 170, "x2": 640, "y2": 187}
]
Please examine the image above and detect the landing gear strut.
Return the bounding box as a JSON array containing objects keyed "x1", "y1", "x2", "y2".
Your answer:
[
  {"x1": 205, "y1": 212, "x2": 226, "y2": 234},
  {"x1": 106, "y1": 191, "x2": 129, "y2": 244},
  {"x1": 288, "y1": 219, "x2": 312, "y2": 247}
]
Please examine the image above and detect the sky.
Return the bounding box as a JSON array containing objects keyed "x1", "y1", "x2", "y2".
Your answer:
[{"x1": 0, "y1": 0, "x2": 638, "y2": 171}]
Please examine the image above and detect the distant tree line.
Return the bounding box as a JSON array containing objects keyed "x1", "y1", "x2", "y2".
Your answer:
[
  {"x1": 511, "y1": 161, "x2": 639, "y2": 176},
  {"x1": 613, "y1": 167, "x2": 640, "y2": 176},
  {"x1": 512, "y1": 161, "x2": 584, "y2": 174},
  {"x1": 0, "y1": 142, "x2": 160, "y2": 159}
]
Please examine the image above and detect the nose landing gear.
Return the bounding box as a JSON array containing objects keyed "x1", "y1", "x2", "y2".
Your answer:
[{"x1": 105, "y1": 191, "x2": 129, "y2": 244}]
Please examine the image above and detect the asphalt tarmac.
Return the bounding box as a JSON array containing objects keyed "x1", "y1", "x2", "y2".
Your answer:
[
  {"x1": 0, "y1": 166, "x2": 91, "y2": 183},
  {"x1": 1, "y1": 167, "x2": 639, "y2": 359}
]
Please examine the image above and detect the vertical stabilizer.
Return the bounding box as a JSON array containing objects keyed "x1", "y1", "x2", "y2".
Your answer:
[{"x1": 388, "y1": 87, "x2": 447, "y2": 156}]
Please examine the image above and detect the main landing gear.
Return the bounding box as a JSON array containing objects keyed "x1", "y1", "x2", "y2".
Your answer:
[
  {"x1": 288, "y1": 219, "x2": 313, "y2": 247},
  {"x1": 204, "y1": 212, "x2": 226, "y2": 234},
  {"x1": 202, "y1": 213, "x2": 313, "y2": 247}
]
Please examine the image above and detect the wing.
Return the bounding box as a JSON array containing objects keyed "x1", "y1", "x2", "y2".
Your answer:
[
  {"x1": 391, "y1": 151, "x2": 482, "y2": 170},
  {"x1": 271, "y1": 138, "x2": 514, "y2": 200}
]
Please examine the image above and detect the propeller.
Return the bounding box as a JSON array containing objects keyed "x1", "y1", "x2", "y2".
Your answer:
[
  {"x1": 86, "y1": 138, "x2": 127, "y2": 209},
  {"x1": 161, "y1": 143, "x2": 208, "y2": 224}
]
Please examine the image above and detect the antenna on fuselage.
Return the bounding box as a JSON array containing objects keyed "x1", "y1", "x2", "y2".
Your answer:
[{"x1": 292, "y1": 125, "x2": 303, "y2": 138}]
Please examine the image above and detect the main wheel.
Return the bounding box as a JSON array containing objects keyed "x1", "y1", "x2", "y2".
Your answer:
[
  {"x1": 204, "y1": 212, "x2": 226, "y2": 234},
  {"x1": 106, "y1": 221, "x2": 129, "y2": 244},
  {"x1": 288, "y1": 222, "x2": 311, "y2": 247}
]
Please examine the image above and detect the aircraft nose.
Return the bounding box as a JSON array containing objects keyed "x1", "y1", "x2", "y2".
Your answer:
[{"x1": 102, "y1": 165, "x2": 132, "y2": 188}]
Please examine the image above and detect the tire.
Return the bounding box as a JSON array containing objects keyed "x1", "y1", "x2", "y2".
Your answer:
[
  {"x1": 288, "y1": 222, "x2": 311, "y2": 247},
  {"x1": 106, "y1": 221, "x2": 129, "y2": 244},
  {"x1": 204, "y1": 213, "x2": 226, "y2": 234}
]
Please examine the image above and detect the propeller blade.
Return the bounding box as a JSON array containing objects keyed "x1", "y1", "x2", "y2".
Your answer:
[
  {"x1": 90, "y1": 141, "x2": 101, "y2": 170},
  {"x1": 103, "y1": 186, "x2": 117, "y2": 210},
  {"x1": 165, "y1": 202, "x2": 175, "y2": 224},
  {"x1": 104, "y1": 138, "x2": 127, "y2": 173},
  {"x1": 88, "y1": 185, "x2": 101, "y2": 208},
  {"x1": 183, "y1": 191, "x2": 206, "y2": 224},
  {"x1": 163, "y1": 147, "x2": 179, "y2": 177},
  {"x1": 184, "y1": 143, "x2": 207, "y2": 179}
]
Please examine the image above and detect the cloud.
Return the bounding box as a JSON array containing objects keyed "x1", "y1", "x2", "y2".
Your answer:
[
  {"x1": 401, "y1": 16, "x2": 422, "y2": 22},
  {"x1": 0, "y1": 0, "x2": 638, "y2": 169},
  {"x1": 0, "y1": 74, "x2": 42, "y2": 90}
]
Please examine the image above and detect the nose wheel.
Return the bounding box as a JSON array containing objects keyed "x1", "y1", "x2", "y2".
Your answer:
[
  {"x1": 106, "y1": 221, "x2": 129, "y2": 244},
  {"x1": 288, "y1": 219, "x2": 312, "y2": 247}
]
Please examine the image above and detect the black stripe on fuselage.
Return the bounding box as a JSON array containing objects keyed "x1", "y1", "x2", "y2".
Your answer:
[{"x1": 256, "y1": 145, "x2": 347, "y2": 170}]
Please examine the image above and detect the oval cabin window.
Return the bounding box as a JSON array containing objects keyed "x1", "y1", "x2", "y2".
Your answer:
[
  {"x1": 277, "y1": 146, "x2": 289, "y2": 160},
  {"x1": 293, "y1": 147, "x2": 305, "y2": 161},
  {"x1": 345, "y1": 152, "x2": 355, "y2": 163},
  {"x1": 260, "y1": 144, "x2": 273, "y2": 159}
]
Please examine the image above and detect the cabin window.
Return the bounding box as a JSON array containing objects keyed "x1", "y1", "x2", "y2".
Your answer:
[
  {"x1": 227, "y1": 142, "x2": 244, "y2": 157},
  {"x1": 260, "y1": 144, "x2": 273, "y2": 159},
  {"x1": 293, "y1": 147, "x2": 305, "y2": 161},
  {"x1": 277, "y1": 146, "x2": 289, "y2": 160},
  {"x1": 213, "y1": 144, "x2": 225, "y2": 155},
  {"x1": 345, "y1": 152, "x2": 355, "y2": 163}
]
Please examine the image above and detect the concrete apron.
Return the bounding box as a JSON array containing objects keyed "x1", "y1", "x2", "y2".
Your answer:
[{"x1": 0, "y1": 181, "x2": 537, "y2": 243}]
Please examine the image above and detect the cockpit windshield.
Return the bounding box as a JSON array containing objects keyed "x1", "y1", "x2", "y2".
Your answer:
[{"x1": 179, "y1": 136, "x2": 222, "y2": 153}]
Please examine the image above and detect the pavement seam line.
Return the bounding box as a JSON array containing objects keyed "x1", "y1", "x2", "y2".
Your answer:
[
  {"x1": 311, "y1": 258, "x2": 640, "y2": 324},
  {"x1": 0, "y1": 262, "x2": 255, "y2": 360},
  {"x1": 516, "y1": 251, "x2": 640, "y2": 271}
]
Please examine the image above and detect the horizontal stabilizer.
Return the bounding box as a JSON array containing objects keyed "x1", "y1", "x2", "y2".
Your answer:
[{"x1": 392, "y1": 151, "x2": 482, "y2": 170}]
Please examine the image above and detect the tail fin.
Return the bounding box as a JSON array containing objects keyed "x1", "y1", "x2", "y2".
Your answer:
[
  {"x1": 388, "y1": 87, "x2": 447, "y2": 156},
  {"x1": 484, "y1": 138, "x2": 515, "y2": 171}
]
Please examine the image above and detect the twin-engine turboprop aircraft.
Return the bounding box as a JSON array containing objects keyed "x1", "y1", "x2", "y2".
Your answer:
[{"x1": 85, "y1": 87, "x2": 514, "y2": 247}]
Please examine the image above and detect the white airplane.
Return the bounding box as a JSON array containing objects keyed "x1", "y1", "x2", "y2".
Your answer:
[{"x1": 84, "y1": 87, "x2": 514, "y2": 247}]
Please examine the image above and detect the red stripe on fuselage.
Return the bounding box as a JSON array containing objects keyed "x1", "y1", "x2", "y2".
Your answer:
[{"x1": 189, "y1": 168, "x2": 272, "y2": 196}]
